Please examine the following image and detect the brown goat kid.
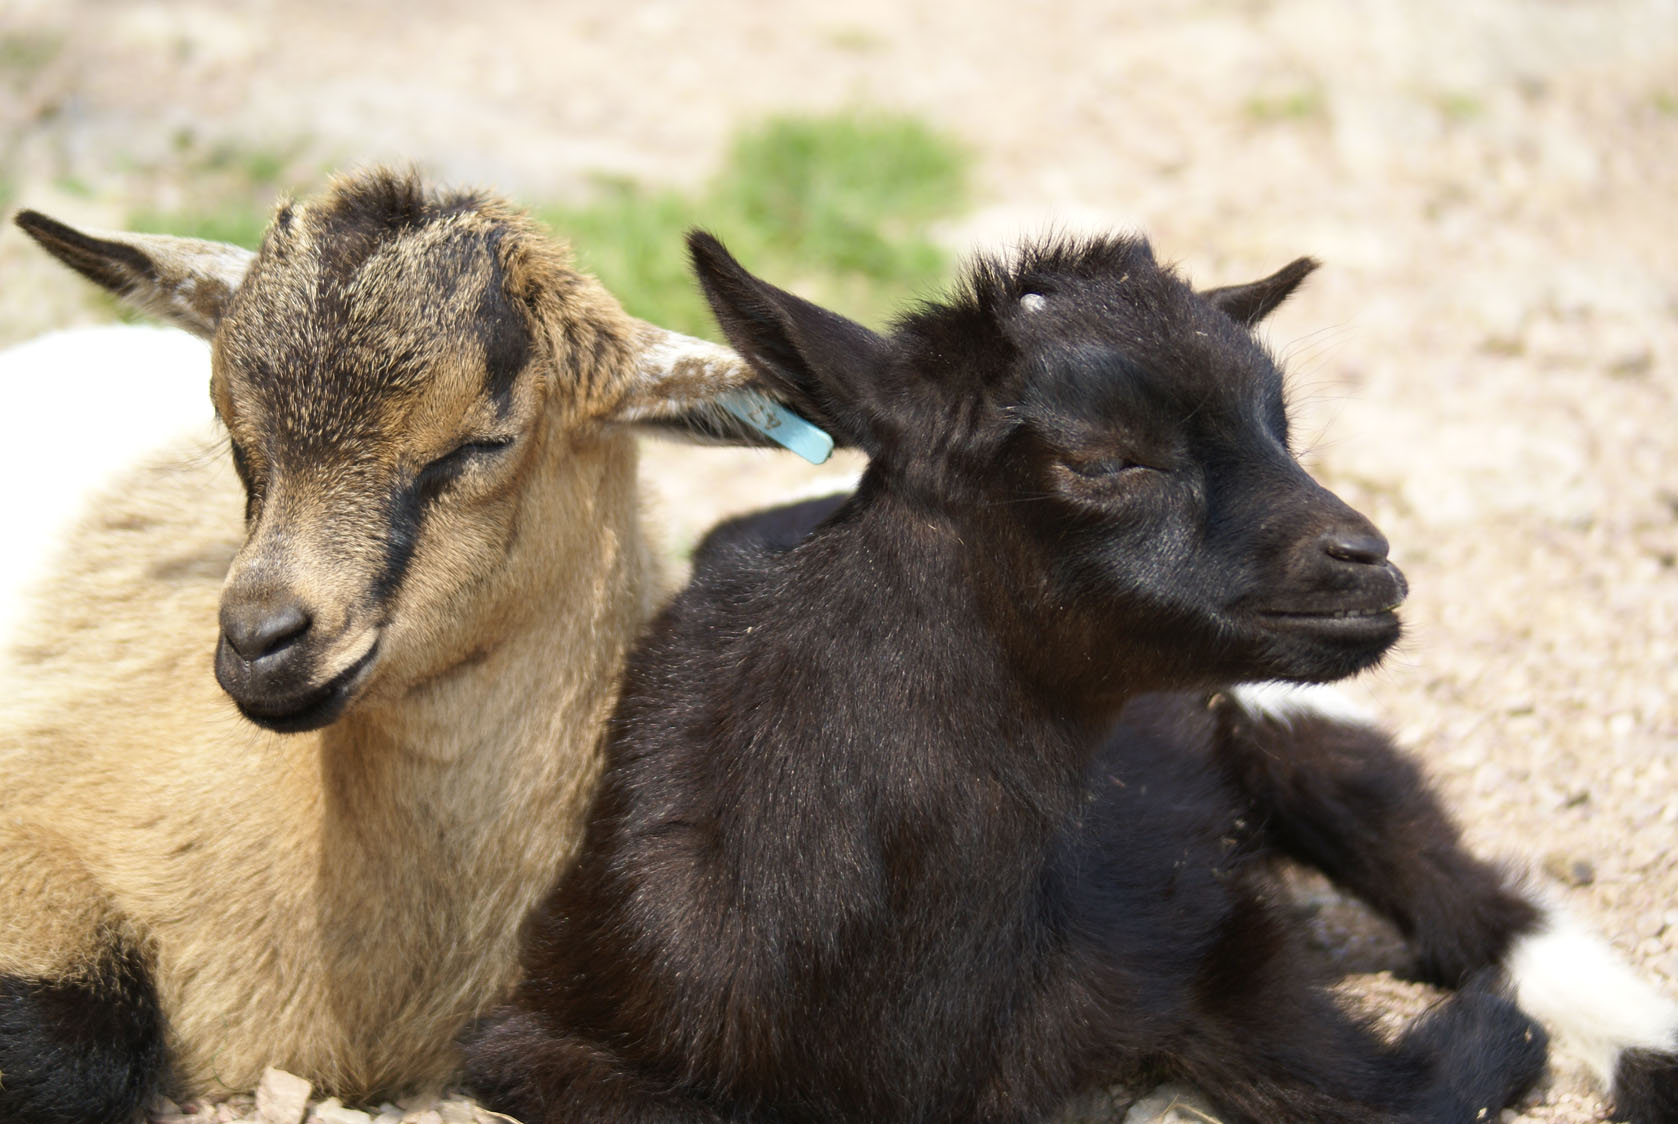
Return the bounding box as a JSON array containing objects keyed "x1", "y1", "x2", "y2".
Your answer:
[{"x1": 0, "y1": 171, "x2": 800, "y2": 1122}]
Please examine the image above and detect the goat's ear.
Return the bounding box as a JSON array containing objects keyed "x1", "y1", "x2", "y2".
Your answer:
[
  {"x1": 1201, "y1": 256, "x2": 1319, "y2": 327},
  {"x1": 604, "y1": 322, "x2": 839, "y2": 462},
  {"x1": 14, "y1": 210, "x2": 254, "y2": 339},
  {"x1": 686, "y1": 230, "x2": 888, "y2": 453}
]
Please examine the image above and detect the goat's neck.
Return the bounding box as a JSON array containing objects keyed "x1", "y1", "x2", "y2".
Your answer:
[
  {"x1": 810, "y1": 501, "x2": 1108, "y2": 805},
  {"x1": 861, "y1": 492, "x2": 1135, "y2": 743},
  {"x1": 317, "y1": 429, "x2": 652, "y2": 868}
]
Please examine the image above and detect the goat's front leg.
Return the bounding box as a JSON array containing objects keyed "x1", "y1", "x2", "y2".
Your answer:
[
  {"x1": 1206, "y1": 684, "x2": 1537, "y2": 986},
  {"x1": 1209, "y1": 684, "x2": 1678, "y2": 1123},
  {"x1": 1161, "y1": 894, "x2": 1547, "y2": 1124}
]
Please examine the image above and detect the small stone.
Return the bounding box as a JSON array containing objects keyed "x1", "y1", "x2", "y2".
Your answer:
[
  {"x1": 1543, "y1": 851, "x2": 1595, "y2": 886},
  {"x1": 1606, "y1": 347, "x2": 1653, "y2": 378},
  {"x1": 1122, "y1": 1083, "x2": 1222, "y2": 1123},
  {"x1": 396, "y1": 1091, "x2": 449, "y2": 1113},
  {"x1": 311, "y1": 1097, "x2": 374, "y2": 1124},
  {"x1": 256, "y1": 1069, "x2": 312, "y2": 1124}
]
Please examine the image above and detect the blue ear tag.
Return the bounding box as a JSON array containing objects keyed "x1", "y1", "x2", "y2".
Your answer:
[{"x1": 717, "y1": 389, "x2": 834, "y2": 465}]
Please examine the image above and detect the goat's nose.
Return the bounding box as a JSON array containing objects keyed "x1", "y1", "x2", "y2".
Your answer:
[
  {"x1": 221, "y1": 596, "x2": 311, "y2": 662},
  {"x1": 1321, "y1": 528, "x2": 1390, "y2": 567}
]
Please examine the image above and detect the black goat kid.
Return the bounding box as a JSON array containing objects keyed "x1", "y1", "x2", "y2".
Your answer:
[{"x1": 467, "y1": 234, "x2": 1678, "y2": 1123}]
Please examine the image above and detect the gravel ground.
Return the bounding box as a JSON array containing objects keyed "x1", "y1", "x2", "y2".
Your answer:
[{"x1": 1, "y1": 1, "x2": 1674, "y2": 1121}]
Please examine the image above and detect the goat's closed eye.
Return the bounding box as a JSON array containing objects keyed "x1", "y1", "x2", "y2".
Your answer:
[
  {"x1": 1063, "y1": 456, "x2": 1152, "y2": 479},
  {"x1": 417, "y1": 437, "x2": 515, "y2": 499}
]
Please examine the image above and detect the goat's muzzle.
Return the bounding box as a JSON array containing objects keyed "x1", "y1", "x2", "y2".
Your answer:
[
  {"x1": 215, "y1": 591, "x2": 380, "y2": 733},
  {"x1": 1244, "y1": 519, "x2": 1409, "y2": 681}
]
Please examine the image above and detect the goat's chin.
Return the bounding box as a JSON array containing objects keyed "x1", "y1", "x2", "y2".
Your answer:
[
  {"x1": 1243, "y1": 610, "x2": 1401, "y2": 683},
  {"x1": 226, "y1": 642, "x2": 381, "y2": 734}
]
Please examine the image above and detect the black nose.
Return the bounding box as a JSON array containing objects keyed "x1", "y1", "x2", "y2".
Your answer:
[
  {"x1": 1321, "y1": 528, "x2": 1389, "y2": 567},
  {"x1": 221, "y1": 595, "x2": 311, "y2": 662}
]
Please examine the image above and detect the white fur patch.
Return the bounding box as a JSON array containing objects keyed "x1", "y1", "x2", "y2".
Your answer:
[
  {"x1": 1020, "y1": 293, "x2": 1047, "y2": 312},
  {"x1": 1509, "y1": 908, "x2": 1678, "y2": 1084},
  {"x1": 778, "y1": 468, "x2": 864, "y2": 503},
  {"x1": 1226, "y1": 681, "x2": 1375, "y2": 728},
  {"x1": 623, "y1": 329, "x2": 748, "y2": 422},
  {"x1": 0, "y1": 326, "x2": 216, "y2": 645}
]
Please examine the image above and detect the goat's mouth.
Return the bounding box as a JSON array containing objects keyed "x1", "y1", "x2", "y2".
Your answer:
[
  {"x1": 1257, "y1": 598, "x2": 1403, "y2": 633},
  {"x1": 231, "y1": 641, "x2": 381, "y2": 734},
  {"x1": 1218, "y1": 604, "x2": 1402, "y2": 685},
  {"x1": 1258, "y1": 601, "x2": 1403, "y2": 626}
]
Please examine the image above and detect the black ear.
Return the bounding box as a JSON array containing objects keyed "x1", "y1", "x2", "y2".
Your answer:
[
  {"x1": 687, "y1": 230, "x2": 889, "y2": 453},
  {"x1": 1201, "y1": 256, "x2": 1319, "y2": 327}
]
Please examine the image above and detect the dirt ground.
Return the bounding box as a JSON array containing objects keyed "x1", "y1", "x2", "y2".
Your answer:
[{"x1": 1, "y1": 1, "x2": 1674, "y2": 1121}]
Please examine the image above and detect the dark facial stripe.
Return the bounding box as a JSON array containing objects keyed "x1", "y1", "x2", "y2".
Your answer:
[
  {"x1": 375, "y1": 476, "x2": 424, "y2": 606},
  {"x1": 476, "y1": 236, "x2": 532, "y2": 416}
]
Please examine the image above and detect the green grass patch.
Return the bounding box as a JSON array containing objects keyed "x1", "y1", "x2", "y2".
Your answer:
[
  {"x1": 127, "y1": 199, "x2": 276, "y2": 250},
  {"x1": 0, "y1": 30, "x2": 64, "y2": 85},
  {"x1": 825, "y1": 27, "x2": 887, "y2": 53},
  {"x1": 51, "y1": 174, "x2": 94, "y2": 199},
  {"x1": 1244, "y1": 87, "x2": 1327, "y2": 124},
  {"x1": 1435, "y1": 91, "x2": 1485, "y2": 122},
  {"x1": 537, "y1": 109, "x2": 972, "y2": 337},
  {"x1": 112, "y1": 110, "x2": 973, "y2": 338},
  {"x1": 126, "y1": 137, "x2": 313, "y2": 249}
]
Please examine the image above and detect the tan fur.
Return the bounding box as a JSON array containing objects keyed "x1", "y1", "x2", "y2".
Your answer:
[{"x1": 1, "y1": 171, "x2": 756, "y2": 1098}]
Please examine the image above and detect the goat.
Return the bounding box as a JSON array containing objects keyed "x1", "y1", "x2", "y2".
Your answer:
[
  {"x1": 465, "y1": 232, "x2": 1678, "y2": 1123},
  {"x1": 0, "y1": 171, "x2": 814, "y2": 1123}
]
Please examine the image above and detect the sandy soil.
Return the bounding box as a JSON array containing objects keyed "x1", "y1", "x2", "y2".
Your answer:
[{"x1": 1, "y1": 1, "x2": 1674, "y2": 1121}]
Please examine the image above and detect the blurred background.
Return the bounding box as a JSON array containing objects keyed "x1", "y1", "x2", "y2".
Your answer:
[{"x1": 1, "y1": 1, "x2": 1674, "y2": 1121}]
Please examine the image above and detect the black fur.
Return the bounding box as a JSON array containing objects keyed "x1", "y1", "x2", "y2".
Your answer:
[
  {"x1": 1205, "y1": 692, "x2": 1542, "y2": 986},
  {"x1": 0, "y1": 945, "x2": 166, "y2": 1124},
  {"x1": 1613, "y1": 1043, "x2": 1678, "y2": 1124},
  {"x1": 465, "y1": 235, "x2": 1549, "y2": 1123},
  {"x1": 690, "y1": 493, "x2": 848, "y2": 562}
]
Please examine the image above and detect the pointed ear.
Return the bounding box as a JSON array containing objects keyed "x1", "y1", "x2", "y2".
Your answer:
[
  {"x1": 686, "y1": 230, "x2": 888, "y2": 453},
  {"x1": 600, "y1": 322, "x2": 836, "y2": 462},
  {"x1": 1201, "y1": 256, "x2": 1319, "y2": 327},
  {"x1": 15, "y1": 210, "x2": 255, "y2": 339}
]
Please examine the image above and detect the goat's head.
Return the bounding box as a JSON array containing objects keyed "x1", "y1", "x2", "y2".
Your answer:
[
  {"x1": 689, "y1": 231, "x2": 1406, "y2": 699},
  {"x1": 16, "y1": 172, "x2": 780, "y2": 733}
]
